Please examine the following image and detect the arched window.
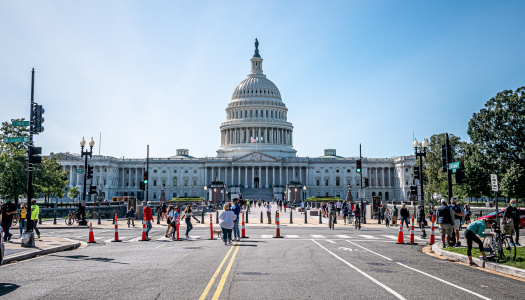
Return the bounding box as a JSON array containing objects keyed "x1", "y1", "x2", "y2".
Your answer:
[
  {"x1": 325, "y1": 179, "x2": 329, "y2": 186},
  {"x1": 379, "y1": 192, "x2": 382, "y2": 199},
  {"x1": 372, "y1": 192, "x2": 376, "y2": 197},
  {"x1": 385, "y1": 192, "x2": 389, "y2": 200},
  {"x1": 336, "y1": 177, "x2": 340, "y2": 186},
  {"x1": 173, "y1": 177, "x2": 177, "y2": 186},
  {"x1": 316, "y1": 179, "x2": 320, "y2": 186},
  {"x1": 250, "y1": 110, "x2": 253, "y2": 117}
]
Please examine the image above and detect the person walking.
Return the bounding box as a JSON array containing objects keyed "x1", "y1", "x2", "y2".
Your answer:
[
  {"x1": 266, "y1": 202, "x2": 272, "y2": 224},
  {"x1": 354, "y1": 203, "x2": 361, "y2": 229},
  {"x1": 384, "y1": 208, "x2": 391, "y2": 228},
  {"x1": 336, "y1": 200, "x2": 342, "y2": 216},
  {"x1": 160, "y1": 202, "x2": 167, "y2": 221},
  {"x1": 504, "y1": 199, "x2": 521, "y2": 246},
  {"x1": 392, "y1": 204, "x2": 398, "y2": 226},
  {"x1": 18, "y1": 203, "x2": 27, "y2": 236},
  {"x1": 143, "y1": 201, "x2": 153, "y2": 240},
  {"x1": 417, "y1": 205, "x2": 427, "y2": 238},
  {"x1": 1, "y1": 198, "x2": 17, "y2": 241},
  {"x1": 180, "y1": 205, "x2": 200, "y2": 239},
  {"x1": 464, "y1": 203, "x2": 471, "y2": 225},
  {"x1": 30, "y1": 199, "x2": 41, "y2": 239},
  {"x1": 232, "y1": 198, "x2": 241, "y2": 241},
  {"x1": 450, "y1": 199, "x2": 464, "y2": 247},
  {"x1": 465, "y1": 219, "x2": 493, "y2": 266},
  {"x1": 342, "y1": 205, "x2": 349, "y2": 225},
  {"x1": 219, "y1": 203, "x2": 236, "y2": 245},
  {"x1": 126, "y1": 207, "x2": 135, "y2": 227},
  {"x1": 380, "y1": 205, "x2": 387, "y2": 224},
  {"x1": 328, "y1": 201, "x2": 337, "y2": 229},
  {"x1": 400, "y1": 204, "x2": 410, "y2": 229},
  {"x1": 436, "y1": 199, "x2": 455, "y2": 248},
  {"x1": 300, "y1": 201, "x2": 305, "y2": 214},
  {"x1": 165, "y1": 206, "x2": 174, "y2": 237}
]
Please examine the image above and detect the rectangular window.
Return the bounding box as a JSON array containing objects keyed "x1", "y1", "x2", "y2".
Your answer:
[
  {"x1": 153, "y1": 192, "x2": 157, "y2": 199},
  {"x1": 271, "y1": 111, "x2": 273, "y2": 118},
  {"x1": 316, "y1": 179, "x2": 320, "y2": 186},
  {"x1": 153, "y1": 180, "x2": 157, "y2": 186},
  {"x1": 162, "y1": 180, "x2": 166, "y2": 186},
  {"x1": 185, "y1": 180, "x2": 188, "y2": 186},
  {"x1": 173, "y1": 192, "x2": 177, "y2": 198},
  {"x1": 325, "y1": 180, "x2": 329, "y2": 186}
]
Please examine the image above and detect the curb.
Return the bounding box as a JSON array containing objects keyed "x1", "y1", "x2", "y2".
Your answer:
[
  {"x1": 432, "y1": 242, "x2": 525, "y2": 279},
  {"x1": 3, "y1": 239, "x2": 81, "y2": 265}
]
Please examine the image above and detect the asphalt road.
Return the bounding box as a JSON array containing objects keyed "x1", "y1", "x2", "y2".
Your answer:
[{"x1": 1, "y1": 224, "x2": 524, "y2": 300}]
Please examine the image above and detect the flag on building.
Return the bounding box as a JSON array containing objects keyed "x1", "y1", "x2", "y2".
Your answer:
[{"x1": 251, "y1": 137, "x2": 257, "y2": 143}]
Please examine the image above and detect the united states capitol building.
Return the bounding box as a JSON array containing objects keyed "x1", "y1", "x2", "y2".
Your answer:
[{"x1": 58, "y1": 40, "x2": 416, "y2": 203}]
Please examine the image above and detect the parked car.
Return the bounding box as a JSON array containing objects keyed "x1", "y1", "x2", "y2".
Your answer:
[{"x1": 475, "y1": 208, "x2": 525, "y2": 228}]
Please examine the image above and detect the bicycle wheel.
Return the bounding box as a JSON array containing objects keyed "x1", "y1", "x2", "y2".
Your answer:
[
  {"x1": 65, "y1": 216, "x2": 74, "y2": 226},
  {"x1": 502, "y1": 236, "x2": 517, "y2": 261}
]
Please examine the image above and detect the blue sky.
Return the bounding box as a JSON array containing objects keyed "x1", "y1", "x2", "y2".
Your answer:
[{"x1": 1, "y1": 1, "x2": 524, "y2": 159}]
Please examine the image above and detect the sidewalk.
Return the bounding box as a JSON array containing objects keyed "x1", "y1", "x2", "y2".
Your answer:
[{"x1": 2, "y1": 236, "x2": 81, "y2": 265}]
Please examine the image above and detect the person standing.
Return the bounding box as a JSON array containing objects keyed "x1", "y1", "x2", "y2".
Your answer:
[
  {"x1": 336, "y1": 200, "x2": 342, "y2": 216},
  {"x1": 450, "y1": 199, "x2": 464, "y2": 247},
  {"x1": 417, "y1": 205, "x2": 427, "y2": 238},
  {"x1": 31, "y1": 199, "x2": 41, "y2": 239},
  {"x1": 436, "y1": 199, "x2": 455, "y2": 248},
  {"x1": 126, "y1": 206, "x2": 135, "y2": 227},
  {"x1": 1, "y1": 198, "x2": 17, "y2": 241},
  {"x1": 161, "y1": 202, "x2": 167, "y2": 221},
  {"x1": 143, "y1": 201, "x2": 153, "y2": 240},
  {"x1": 231, "y1": 199, "x2": 241, "y2": 241},
  {"x1": 300, "y1": 201, "x2": 305, "y2": 214},
  {"x1": 354, "y1": 204, "x2": 361, "y2": 229},
  {"x1": 266, "y1": 202, "x2": 272, "y2": 224},
  {"x1": 380, "y1": 205, "x2": 387, "y2": 224},
  {"x1": 504, "y1": 199, "x2": 521, "y2": 246},
  {"x1": 19, "y1": 203, "x2": 27, "y2": 236},
  {"x1": 180, "y1": 205, "x2": 200, "y2": 239},
  {"x1": 328, "y1": 201, "x2": 337, "y2": 229},
  {"x1": 219, "y1": 203, "x2": 236, "y2": 245},
  {"x1": 464, "y1": 203, "x2": 471, "y2": 225},
  {"x1": 465, "y1": 219, "x2": 493, "y2": 266},
  {"x1": 342, "y1": 205, "x2": 349, "y2": 225},
  {"x1": 165, "y1": 206, "x2": 173, "y2": 237},
  {"x1": 392, "y1": 204, "x2": 398, "y2": 226},
  {"x1": 384, "y1": 208, "x2": 391, "y2": 228},
  {"x1": 400, "y1": 204, "x2": 410, "y2": 229}
]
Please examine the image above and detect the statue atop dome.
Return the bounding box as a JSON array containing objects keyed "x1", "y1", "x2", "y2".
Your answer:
[{"x1": 253, "y1": 38, "x2": 261, "y2": 58}]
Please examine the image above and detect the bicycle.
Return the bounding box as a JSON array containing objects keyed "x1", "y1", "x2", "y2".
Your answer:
[
  {"x1": 483, "y1": 224, "x2": 516, "y2": 262},
  {"x1": 65, "y1": 211, "x2": 88, "y2": 226}
]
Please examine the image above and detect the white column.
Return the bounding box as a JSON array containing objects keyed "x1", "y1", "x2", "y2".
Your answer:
[
  {"x1": 245, "y1": 167, "x2": 248, "y2": 188},
  {"x1": 272, "y1": 167, "x2": 275, "y2": 187},
  {"x1": 231, "y1": 167, "x2": 234, "y2": 185},
  {"x1": 128, "y1": 168, "x2": 132, "y2": 187},
  {"x1": 251, "y1": 167, "x2": 254, "y2": 188},
  {"x1": 306, "y1": 167, "x2": 309, "y2": 186},
  {"x1": 279, "y1": 167, "x2": 282, "y2": 186},
  {"x1": 211, "y1": 166, "x2": 215, "y2": 181},
  {"x1": 134, "y1": 168, "x2": 138, "y2": 188},
  {"x1": 238, "y1": 167, "x2": 241, "y2": 186},
  {"x1": 382, "y1": 167, "x2": 385, "y2": 188},
  {"x1": 265, "y1": 167, "x2": 268, "y2": 188},
  {"x1": 259, "y1": 166, "x2": 262, "y2": 187},
  {"x1": 375, "y1": 168, "x2": 378, "y2": 187},
  {"x1": 300, "y1": 167, "x2": 302, "y2": 183}
]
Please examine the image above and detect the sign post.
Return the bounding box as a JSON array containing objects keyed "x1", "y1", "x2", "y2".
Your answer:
[{"x1": 491, "y1": 174, "x2": 499, "y2": 225}]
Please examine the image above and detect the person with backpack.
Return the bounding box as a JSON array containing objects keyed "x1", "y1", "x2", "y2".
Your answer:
[{"x1": 126, "y1": 207, "x2": 135, "y2": 228}]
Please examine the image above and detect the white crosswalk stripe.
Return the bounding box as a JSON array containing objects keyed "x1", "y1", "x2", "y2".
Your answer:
[
  {"x1": 382, "y1": 235, "x2": 399, "y2": 240},
  {"x1": 261, "y1": 235, "x2": 273, "y2": 238},
  {"x1": 358, "y1": 235, "x2": 380, "y2": 239},
  {"x1": 286, "y1": 235, "x2": 299, "y2": 238},
  {"x1": 335, "y1": 235, "x2": 352, "y2": 239},
  {"x1": 311, "y1": 235, "x2": 325, "y2": 238}
]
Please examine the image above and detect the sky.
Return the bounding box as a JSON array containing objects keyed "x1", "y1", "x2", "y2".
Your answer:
[{"x1": 1, "y1": 1, "x2": 524, "y2": 159}]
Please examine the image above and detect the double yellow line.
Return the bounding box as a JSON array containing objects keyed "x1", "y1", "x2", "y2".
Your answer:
[{"x1": 199, "y1": 242, "x2": 241, "y2": 300}]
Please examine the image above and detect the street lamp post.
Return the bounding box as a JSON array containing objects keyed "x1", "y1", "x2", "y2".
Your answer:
[
  {"x1": 80, "y1": 137, "x2": 95, "y2": 226},
  {"x1": 204, "y1": 186, "x2": 208, "y2": 204},
  {"x1": 302, "y1": 185, "x2": 306, "y2": 203},
  {"x1": 413, "y1": 138, "x2": 427, "y2": 208}
]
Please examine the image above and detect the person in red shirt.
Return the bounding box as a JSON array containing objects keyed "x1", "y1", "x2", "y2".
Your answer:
[{"x1": 144, "y1": 201, "x2": 154, "y2": 240}]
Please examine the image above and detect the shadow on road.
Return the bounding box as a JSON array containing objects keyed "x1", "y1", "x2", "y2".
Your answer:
[
  {"x1": 0, "y1": 283, "x2": 20, "y2": 296},
  {"x1": 54, "y1": 254, "x2": 129, "y2": 265}
]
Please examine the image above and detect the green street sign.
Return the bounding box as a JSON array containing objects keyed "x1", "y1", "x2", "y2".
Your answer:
[
  {"x1": 449, "y1": 162, "x2": 460, "y2": 170},
  {"x1": 12, "y1": 121, "x2": 30, "y2": 126},
  {"x1": 76, "y1": 169, "x2": 85, "y2": 173},
  {"x1": 2, "y1": 136, "x2": 29, "y2": 143}
]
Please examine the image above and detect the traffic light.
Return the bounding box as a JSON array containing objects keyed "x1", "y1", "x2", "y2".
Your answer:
[
  {"x1": 87, "y1": 165, "x2": 94, "y2": 179},
  {"x1": 140, "y1": 182, "x2": 145, "y2": 190},
  {"x1": 33, "y1": 104, "x2": 45, "y2": 133},
  {"x1": 89, "y1": 185, "x2": 97, "y2": 195},
  {"x1": 455, "y1": 162, "x2": 465, "y2": 184},
  {"x1": 441, "y1": 144, "x2": 448, "y2": 172},
  {"x1": 144, "y1": 171, "x2": 148, "y2": 184},
  {"x1": 414, "y1": 166, "x2": 420, "y2": 180},
  {"x1": 410, "y1": 185, "x2": 418, "y2": 195},
  {"x1": 30, "y1": 146, "x2": 42, "y2": 164},
  {"x1": 364, "y1": 178, "x2": 369, "y2": 187},
  {"x1": 356, "y1": 160, "x2": 361, "y2": 173}
]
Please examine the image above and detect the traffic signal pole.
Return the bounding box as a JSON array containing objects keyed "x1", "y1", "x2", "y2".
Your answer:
[
  {"x1": 360, "y1": 144, "x2": 365, "y2": 224},
  {"x1": 146, "y1": 145, "x2": 149, "y2": 203},
  {"x1": 446, "y1": 133, "x2": 452, "y2": 204},
  {"x1": 23, "y1": 68, "x2": 36, "y2": 247}
]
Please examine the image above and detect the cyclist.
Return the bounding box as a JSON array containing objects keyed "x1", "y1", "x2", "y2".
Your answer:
[
  {"x1": 327, "y1": 201, "x2": 337, "y2": 229},
  {"x1": 464, "y1": 218, "x2": 493, "y2": 266},
  {"x1": 504, "y1": 199, "x2": 521, "y2": 246},
  {"x1": 354, "y1": 203, "x2": 361, "y2": 229}
]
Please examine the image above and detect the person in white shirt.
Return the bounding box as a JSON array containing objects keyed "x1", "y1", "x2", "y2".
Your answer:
[
  {"x1": 336, "y1": 200, "x2": 342, "y2": 216},
  {"x1": 219, "y1": 203, "x2": 236, "y2": 245},
  {"x1": 266, "y1": 202, "x2": 272, "y2": 224}
]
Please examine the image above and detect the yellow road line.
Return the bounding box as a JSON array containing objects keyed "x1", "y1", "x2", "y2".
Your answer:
[
  {"x1": 199, "y1": 243, "x2": 237, "y2": 300},
  {"x1": 212, "y1": 242, "x2": 241, "y2": 300}
]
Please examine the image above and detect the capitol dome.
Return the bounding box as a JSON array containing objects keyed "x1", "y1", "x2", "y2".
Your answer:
[{"x1": 232, "y1": 77, "x2": 282, "y2": 100}]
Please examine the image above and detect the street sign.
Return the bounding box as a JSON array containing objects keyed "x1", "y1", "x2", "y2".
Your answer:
[
  {"x1": 491, "y1": 174, "x2": 498, "y2": 192},
  {"x1": 449, "y1": 162, "x2": 460, "y2": 170},
  {"x1": 76, "y1": 169, "x2": 85, "y2": 173},
  {"x1": 12, "y1": 121, "x2": 30, "y2": 126},
  {"x1": 358, "y1": 189, "x2": 365, "y2": 199},
  {"x1": 2, "y1": 136, "x2": 29, "y2": 143}
]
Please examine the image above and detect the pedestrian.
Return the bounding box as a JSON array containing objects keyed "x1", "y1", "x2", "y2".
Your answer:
[
  {"x1": 426, "y1": 206, "x2": 435, "y2": 221},
  {"x1": 336, "y1": 200, "x2": 342, "y2": 216},
  {"x1": 321, "y1": 202, "x2": 326, "y2": 218},
  {"x1": 19, "y1": 203, "x2": 27, "y2": 236},
  {"x1": 465, "y1": 219, "x2": 493, "y2": 266},
  {"x1": 180, "y1": 205, "x2": 200, "y2": 239},
  {"x1": 450, "y1": 198, "x2": 464, "y2": 247},
  {"x1": 161, "y1": 202, "x2": 167, "y2": 221},
  {"x1": 464, "y1": 203, "x2": 471, "y2": 225},
  {"x1": 1, "y1": 197, "x2": 17, "y2": 241},
  {"x1": 380, "y1": 205, "x2": 387, "y2": 224},
  {"x1": 417, "y1": 205, "x2": 427, "y2": 238},
  {"x1": 266, "y1": 202, "x2": 272, "y2": 224},
  {"x1": 300, "y1": 201, "x2": 305, "y2": 214},
  {"x1": 127, "y1": 206, "x2": 135, "y2": 227},
  {"x1": 342, "y1": 205, "x2": 349, "y2": 225},
  {"x1": 400, "y1": 204, "x2": 410, "y2": 229},
  {"x1": 503, "y1": 199, "x2": 521, "y2": 246},
  {"x1": 143, "y1": 201, "x2": 153, "y2": 240},
  {"x1": 328, "y1": 201, "x2": 337, "y2": 229},
  {"x1": 232, "y1": 198, "x2": 241, "y2": 241},
  {"x1": 165, "y1": 206, "x2": 173, "y2": 237},
  {"x1": 354, "y1": 203, "x2": 361, "y2": 229},
  {"x1": 384, "y1": 208, "x2": 391, "y2": 228},
  {"x1": 31, "y1": 199, "x2": 41, "y2": 239},
  {"x1": 436, "y1": 199, "x2": 455, "y2": 248},
  {"x1": 219, "y1": 203, "x2": 236, "y2": 245},
  {"x1": 283, "y1": 200, "x2": 287, "y2": 212},
  {"x1": 392, "y1": 204, "x2": 398, "y2": 226}
]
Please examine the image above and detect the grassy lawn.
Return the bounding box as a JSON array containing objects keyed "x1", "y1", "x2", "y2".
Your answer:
[{"x1": 443, "y1": 246, "x2": 525, "y2": 269}]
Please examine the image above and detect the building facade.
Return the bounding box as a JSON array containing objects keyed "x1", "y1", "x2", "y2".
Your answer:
[{"x1": 58, "y1": 40, "x2": 416, "y2": 203}]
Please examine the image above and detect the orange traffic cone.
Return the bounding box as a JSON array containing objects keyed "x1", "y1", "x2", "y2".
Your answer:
[
  {"x1": 112, "y1": 213, "x2": 122, "y2": 242},
  {"x1": 429, "y1": 215, "x2": 436, "y2": 245},
  {"x1": 241, "y1": 210, "x2": 249, "y2": 238},
  {"x1": 408, "y1": 214, "x2": 417, "y2": 245},
  {"x1": 273, "y1": 211, "x2": 283, "y2": 238},
  {"x1": 140, "y1": 214, "x2": 148, "y2": 241},
  {"x1": 396, "y1": 221, "x2": 405, "y2": 244},
  {"x1": 88, "y1": 222, "x2": 96, "y2": 243}
]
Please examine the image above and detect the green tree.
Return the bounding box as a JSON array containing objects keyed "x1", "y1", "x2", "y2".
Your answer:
[
  {"x1": 462, "y1": 143, "x2": 491, "y2": 198},
  {"x1": 500, "y1": 163, "x2": 525, "y2": 199},
  {"x1": 33, "y1": 153, "x2": 69, "y2": 202},
  {"x1": 0, "y1": 119, "x2": 30, "y2": 154},
  {"x1": 0, "y1": 149, "x2": 27, "y2": 203},
  {"x1": 68, "y1": 186, "x2": 81, "y2": 203}
]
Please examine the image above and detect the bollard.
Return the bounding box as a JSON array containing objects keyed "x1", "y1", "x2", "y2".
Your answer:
[
  {"x1": 241, "y1": 211, "x2": 249, "y2": 238},
  {"x1": 140, "y1": 214, "x2": 148, "y2": 241},
  {"x1": 429, "y1": 215, "x2": 435, "y2": 245},
  {"x1": 112, "y1": 213, "x2": 122, "y2": 242},
  {"x1": 112, "y1": 210, "x2": 116, "y2": 225},
  {"x1": 290, "y1": 210, "x2": 293, "y2": 224},
  {"x1": 53, "y1": 210, "x2": 57, "y2": 225},
  {"x1": 261, "y1": 211, "x2": 263, "y2": 223},
  {"x1": 98, "y1": 210, "x2": 102, "y2": 225},
  {"x1": 201, "y1": 211, "x2": 205, "y2": 224},
  {"x1": 216, "y1": 211, "x2": 219, "y2": 224},
  {"x1": 319, "y1": 211, "x2": 322, "y2": 224},
  {"x1": 273, "y1": 211, "x2": 283, "y2": 238},
  {"x1": 209, "y1": 213, "x2": 214, "y2": 240},
  {"x1": 39, "y1": 212, "x2": 42, "y2": 225},
  {"x1": 157, "y1": 207, "x2": 161, "y2": 225},
  {"x1": 173, "y1": 214, "x2": 182, "y2": 241},
  {"x1": 304, "y1": 209, "x2": 307, "y2": 224}
]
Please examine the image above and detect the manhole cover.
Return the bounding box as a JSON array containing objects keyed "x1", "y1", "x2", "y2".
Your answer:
[
  {"x1": 366, "y1": 262, "x2": 387, "y2": 266},
  {"x1": 370, "y1": 269, "x2": 395, "y2": 273},
  {"x1": 238, "y1": 272, "x2": 268, "y2": 276}
]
